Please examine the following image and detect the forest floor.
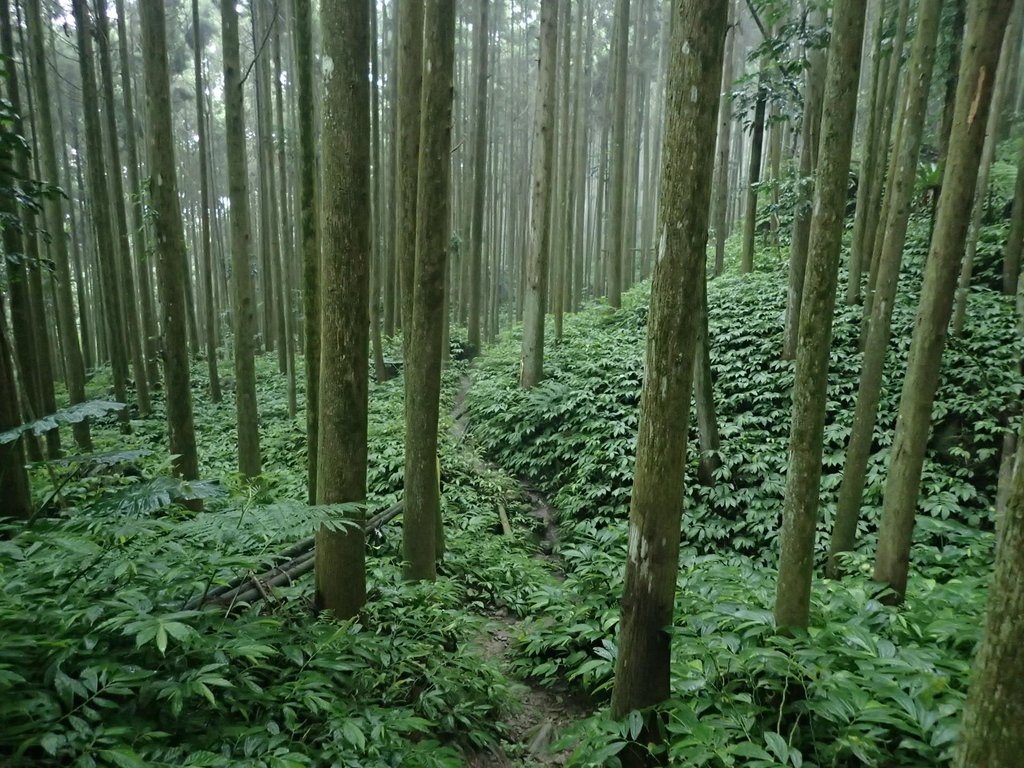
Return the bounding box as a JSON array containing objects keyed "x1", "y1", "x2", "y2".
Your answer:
[{"x1": 454, "y1": 373, "x2": 593, "y2": 766}]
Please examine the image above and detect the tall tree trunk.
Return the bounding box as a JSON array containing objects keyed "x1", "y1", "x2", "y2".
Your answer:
[
  {"x1": 773, "y1": 0, "x2": 867, "y2": 631},
  {"x1": 610, "y1": 0, "x2": 727, "y2": 746},
  {"x1": 71, "y1": 0, "x2": 132, "y2": 429},
  {"x1": 193, "y1": 0, "x2": 222, "y2": 403},
  {"x1": 740, "y1": 84, "x2": 767, "y2": 274},
  {"x1": 294, "y1": 0, "x2": 319, "y2": 503},
  {"x1": 873, "y1": 0, "x2": 1014, "y2": 604},
  {"x1": 95, "y1": 0, "x2": 150, "y2": 415},
  {"x1": 403, "y1": 0, "x2": 457, "y2": 580},
  {"x1": 467, "y1": 0, "x2": 489, "y2": 354},
  {"x1": 713, "y1": 0, "x2": 736, "y2": 278},
  {"x1": 138, "y1": 0, "x2": 199, "y2": 481},
  {"x1": 369, "y1": 0, "x2": 389, "y2": 384},
  {"x1": 221, "y1": 0, "x2": 262, "y2": 478},
  {"x1": 1003, "y1": 135, "x2": 1024, "y2": 295},
  {"x1": 316, "y1": 0, "x2": 371, "y2": 619},
  {"x1": 397, "y1": 2, "x2": 424, "y2": 356},
  {"x1": 606, "y1": 0, "x2": 630, "y2": 308},
  {"x1": 519, "y1": 0, "x2": 559, "y2": 387},
  {"x1": 782, "y1": 5, "x2": 826, "y2": 360},
  {"x1": 828, "y1": 0, "x2": 943, "y2": 574},
  {"x1": 953, "y1": 420, "x2": 1024, "y2": 768},
  {"x1": 0, "y1": 292, "x2": 31, "y2": 519}
]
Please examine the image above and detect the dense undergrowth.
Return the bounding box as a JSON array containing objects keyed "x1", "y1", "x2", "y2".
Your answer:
[
  {"x1": 465, "y1": 216, "x2": 1018, "y2": 766},
  {"x1": 1, "y1": 354, "x2": 555, "y2": 767}
]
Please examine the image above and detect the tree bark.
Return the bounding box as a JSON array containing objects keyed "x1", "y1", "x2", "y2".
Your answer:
[
  {"x1": 138, "y1": 0, "x2": 200, "y2": 482},
  {"x1": 873, "y1": 0, "x2": 1015, "y2": 603},
  {"x1": 610, "y1": 0, "x2": 727, "y2": 737},
  {"x1": 397, "y1": 1, "x2": 424, "y2": 356},
  {"x1": 316, "y1": 0, "x2": 371, "y2": 619},
  {"x1": 606, "y1": 0, "x2": 630, "y2": 308},
  {"x1": 1003, "y1": 136, "x2": 1024, "y2": 295},
  {"x1": 740, "y1": 84, "x2": 767, "y2": 275},
  {"x1": 403, "y1": 0, "x2": 457, "y2": 581},
  {"x1": 828, "y1": 0, "x2": 943, "y2": 575},
  {"x1": 467, "y1": 0, "x2": 489, "y2": 354},
  {"x1": 220, "y1": 0, "x2": 262, "y2": 478},
  {"x1": 774, "y1": 0, "x2": 867, "y2": 631},
  {"x1": 519, "y1": 0, "x2": 559, "y2": 388},
  {"x1": 713, "y1": 0, "x2": 736, "y2": 278}
]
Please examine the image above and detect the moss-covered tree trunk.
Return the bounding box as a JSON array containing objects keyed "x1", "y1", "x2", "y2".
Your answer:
[
  {"x1": 873, "y1": 0, "x2": 1015, "y2": 603},
  {"x1": 773, "y1": 0, "x2": 867, "y2": 631},
  {"x1": 519, "y1": 0, "x2": 559, "y2": 388},
  {"x1": 954, "y1": 423, "x2": 1024, "y2": 767},
  {"x1": 828, "y1": 0, "x2": 942, "y2": 575},
  {"x1": 138, "y1": 0, "x2": 199, "y2": 482},
  {"x1": 403, "y1": 0, "x2": 456, "y2": 581},
  {"x1": 220, "y1": 0, "x2": 262, "y2": 478},
  {"x1": 316, "y1": 0, "x2": 371, "y2": 619},
  {"x1": 293, "y1": 0, "x2": 319, "y2": 503},
  {"x1": 609, "y1": 0, "x2": 728, "y2": 742}
]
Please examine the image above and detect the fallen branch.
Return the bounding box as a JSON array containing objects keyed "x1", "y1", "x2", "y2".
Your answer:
[{"x1": 187, "y1": 500, "x2": 404, "y2": 610}]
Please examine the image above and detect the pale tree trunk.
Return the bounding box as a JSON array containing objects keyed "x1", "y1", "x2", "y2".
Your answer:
[
  {"x1": 294, "y1": 0, "x2": 319, "y2": 503},
  {"x1": 72, "y1": 0, "x2": 132, "y2": 429},
  {"x1": 220, "y1": 0, "x2": 262, "y2": 478},
  {"x1": 192, "y1": 0, "x2": 222, "y2": 403},
  {"x1": 873, "y1": 0, "x2": 1015, "y2": 603},
  {"x1": 954, "y1": 421, "x2": 1024, "y2": 768},
  {"x1": 783, "y1": 4, "x2": 826, "y2": 360},
  {"x1": 713, "y1": 0, "x2": 736, "y2": 278},
  {"x1": 403, "y1": 0, "x2": 457, "y2": 581},
  {"x1": 610, "y1": 0, "x2": 727, "y2": 747},
  {"x1": 773, "y1": 0, "x2": 867, "y2": 631},
  {"x1": 138, "y1": 0, "x2": 199, "y2": 481},
  {"x1": 397, "y1": 1, "x2": 424, "y2": 355},
  {"x1": 828, "y1": 0, "x2": 943, "y2": 575},
  {"x1": 467, "y1": 0, "x2": 489, "y2": 354},
  {"x1": 606, "y1": 0, "x2": 629, "y2": 308},
  {"x1": 316, "y1": 0, "x2": 371, "y2": 619},
  {"x1": 369, "y1": 0, "x2": 389, "y2": 384},
  {"x1": 519, "y1": 0, "x2": 559, "y2": 388},
  {"x1": 23, "y1": 0, "x2": 90, "y2": 450}
]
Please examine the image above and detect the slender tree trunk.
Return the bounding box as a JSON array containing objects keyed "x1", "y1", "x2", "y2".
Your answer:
[
  {"x1": 783, "y1": 6, "x2": 826, "y2": 360},
  {"x1": 0, "y1": 292, "x2": 31, "y2": 519},
  {"x1": 713, "y1": 0, "x2": 736, "y2": 278},
  {"x1": 72, "y1": 0, "x2": 132, "y2": 429},
  {"x1": 740, "y1": 86, "x2": 767, "y2": 274},
  {"x1": 294, "y1": 0, "x2": 319, "y2": 503},
  {"x1": 192, "y1": 0, "x2": 222, "y2": 403},
  {"x1": 403, "y1": 0, "x2": 457, "y2": 580},
  {"x1": 221, "y1": 0, "x2": 262, "y2": 478},
  {"x1": 95, "y1": 0, "x2": 150, "y2": 415},
  {"x1": 397, "y1": 2, "x2": 424, "y2": 357},
  {"x1": 519, "y1": 0, "x2": 559, "y2": 388},
  {"x1": 828, "y1": 0, "x2": 943, "y2": 574},
  {"x1": 774, "y1": 0, "x2": 867, "y2": 631},
  {"x1": 467, "y1": 0, "x2": 489, "y2": 354},
  {"x1": 139, "y1": 0, "x2": 199, "y2": 481},
  {"x1": 873, "y1": 0, "x2": 1014, "y2": 603},
  {"x1": 316, "y1": 0, "x2": 371, "y2": 619},
  {"x1": 369, "y1": 0, "x2": 389, "y2": 384},
  {"x1": 606, "y1": 0, "x2": 630, "y2": 308},
  {"x1": 1003, "y1": 136, "x2": 1024, "y2": 295},
  {"x1": 610, "y1": 0, "x2": 727, "y2": 746}
]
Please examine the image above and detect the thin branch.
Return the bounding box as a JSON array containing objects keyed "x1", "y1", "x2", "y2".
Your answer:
[{"x1": 240, "y1": 0, "x2": 279, "y2": 87}]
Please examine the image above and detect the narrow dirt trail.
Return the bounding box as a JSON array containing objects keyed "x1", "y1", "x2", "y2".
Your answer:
[{"x1": 452, "y1": 373, "x2": 592, "y2": 766}]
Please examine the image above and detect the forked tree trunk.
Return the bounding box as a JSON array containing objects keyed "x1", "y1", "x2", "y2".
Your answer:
[
  {"x1": 138, "y1": 0, "x2": 199, "y2": 482},
  {"x1": 873, "y1": 0, "x2": 1014, "y2": 604},
  {"x1": 403, "y1": 0, "x2": 457, "y2": 581},
  {"x1": 316, "y1": 0, "x2": 372, "y2": 619},
  {"x1": 774, "y1": 0, "x2": 867, "y2": 631},
  {"x1": 828, "y1": 0, "x2": 943, "y2": 574},
  {"x1": 610, "y1": 0, "x2": 728, "y2": 746},
  {"x1": 220, "y1": 0, "x2": 262, "y2": 478}
]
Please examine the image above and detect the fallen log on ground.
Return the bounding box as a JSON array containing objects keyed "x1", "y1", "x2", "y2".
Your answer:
[{"x1": 186, "y1": 500, "x2": 404, "y2": 610}]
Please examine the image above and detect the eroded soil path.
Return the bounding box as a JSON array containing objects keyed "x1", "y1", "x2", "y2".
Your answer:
[{"x1": 453, "y1": 374, "x2": 592, "y2": 766}]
